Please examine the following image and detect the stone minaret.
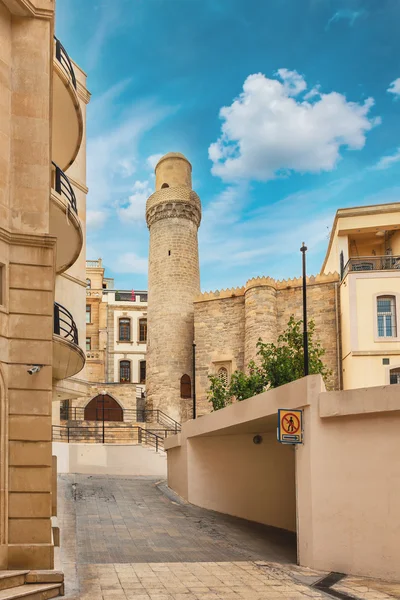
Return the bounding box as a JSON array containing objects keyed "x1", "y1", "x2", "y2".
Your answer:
[{"x1": 146, "y1": 153, "x2": 202, "y2": 422}]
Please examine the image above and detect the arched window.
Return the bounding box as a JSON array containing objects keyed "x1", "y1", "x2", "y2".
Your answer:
[
  {"x1": 180, "y1": 374, "x2": 191, "y2": 398},
  {"x1": 218, "y1": 367, "x2": 229, "y2": 386},
  {"x1": 120, "y1": 360, "x2": 131, "y2": 383},
  {"x1": 140, "y1": 360, "x2": 146, "y2": 384},
  {"x1": 119, "y1": 318, "x2": 131, "y2": 341},
  {"x1": 86, "y1": 278, "x2": 91, "y2": 288},
  {"x1": 377, "y1": 295, "x2": 397, "y2": 337},
  {"x1": 139, "y1": 318, "x2": 147, "y2": 342},
  {"x1": 390, "y1": 368, "x2": 400, "y2": 384},
  {"x1": 161, "y1": 183, "x2": 169, "y2": 189}
]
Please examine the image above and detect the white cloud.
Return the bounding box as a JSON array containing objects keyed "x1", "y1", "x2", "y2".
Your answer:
[
  {"x1": 373, "y1": 148, "x2": 400, "y2": 170},
  {"x1": 147, "y1": 153, "x2": 164, "y2": 170},
  {"x1": 209, "y1": 70, "x2": 380, "y2": 183},
  {"x1": 326, "y1": 9, "x2": 365, "y2": 29},
  {"x1": 117, "y1": 180, "x2": 152, "y2": 222},
  {"x1": 114, "y1": 253, "x2": 148, "y2": 275},
  {"x1": 387, "y1": 78, "x2": 400, "y2": 98},
  {"x1": 87, "y1": 210, "x2": 107, "y2": 229}
]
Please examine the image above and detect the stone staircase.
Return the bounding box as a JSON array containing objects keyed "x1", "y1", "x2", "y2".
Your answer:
[{"x1": 0, "y1": 571, "x2": 63, "y2": 599}]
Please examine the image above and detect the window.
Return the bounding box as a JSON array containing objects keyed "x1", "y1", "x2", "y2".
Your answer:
[
  {"x1": 86, "y1": 305, "x2": 91, "y2": 323},
  {"x1": 218, "y1": 367, "x2": 229, "y2": 386},
  {"x1": 119, "y1": 318, "x2": 131, "y2": 341},
  {"x1": 180, "y1": 374, "x2": 191, "y2": 398},
  {"x1": 86, "y1": 337, "x2": 91, "y2": 351},
  {"x1": 86, "y1": 278, "x2": 91, "y2": 288},
  {"x1": 377, "y1": 295, "x2": 397, "y2": 337},
  {"x1": 139, "y1": 318, "x2": 147, "y2": 342},
  {"x1": 120, "y1": 361, "x2": 131, "y2": 383},
  {"x1": 390, "y1": 368, "x2": 400, "y2": 384},
  {"x1": 140, "y1": 360, "x2": 146, "y2": 384}
]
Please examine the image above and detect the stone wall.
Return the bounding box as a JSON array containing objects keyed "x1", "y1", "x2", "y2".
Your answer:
[{"x1": 194, "y1": 273, "x2": 340, "y2": 413}]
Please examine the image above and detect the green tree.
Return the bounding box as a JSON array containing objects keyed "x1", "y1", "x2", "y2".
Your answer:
[{"x1": 207, "y1": 315, "x2": 331, "y2": 411}]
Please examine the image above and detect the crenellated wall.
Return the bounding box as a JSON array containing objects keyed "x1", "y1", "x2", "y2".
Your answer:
[{"x1": 194, "y1": 273, "x2": 340, "y2": 414}]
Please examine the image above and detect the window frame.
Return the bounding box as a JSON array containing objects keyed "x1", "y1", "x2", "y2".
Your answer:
[
  {"x1": 139, "y1": 360, "x2": 146, "y2": 384},
  {"x1": 374, "y1": 293, "x2": 399, "y2": 341},
  {"x1": 180, "y1": 374, "x2": 191, "y2": 399},
  {"x1": 86, "y1": 304, "x2": 91, "y2": 324},
  {"x1": 86, "y1": 278, "x2": 91, "y2": 289},
  {"x1": 118, "y1": 317, "x2": 131, "y2": 342},
  {"x1": 139, "y1": 318, "x2": 147, "y2": 343},
  {"x1": 119, "y1": 360, "x2": 131, "y2": 383},
  {"x1": 86, "y1": 337, "x2": 91, "y2": 351}
]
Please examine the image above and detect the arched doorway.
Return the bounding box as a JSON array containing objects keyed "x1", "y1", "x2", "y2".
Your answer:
[{"x1": 84, "y1": 395, "x2": 123, "y2": 422}]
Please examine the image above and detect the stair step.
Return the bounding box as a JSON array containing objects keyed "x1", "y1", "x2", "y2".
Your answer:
[
  {"x1": 0, "y1": 574, "x2": 29, "y2": 592},
  {"x1": 0, "y1": 583, "x2": 62, "y2": 600}
]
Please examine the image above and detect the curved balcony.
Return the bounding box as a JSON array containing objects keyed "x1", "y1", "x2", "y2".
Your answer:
[
  {"x1": 53, "y1": 302, "x2": 85, "y2": 380},
  {"x1": 50, "y1": 162, "x2": 83, "y2": 273},
  {"x1": 52, "y1": 37, "x2": 83, "y2": 171}
]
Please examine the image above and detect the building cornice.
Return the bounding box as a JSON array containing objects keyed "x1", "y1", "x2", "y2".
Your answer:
[
  {"x1": 60, "y1": 272, "x2": 87, "y2": 288},
  {"x1": 2, "y1": 0, "x2": 54, "y2": 18},
  {"x1": 69, "y1": 176, "x2": 89, "y2": 195},
  {"x1": 0, "y1": 227, "x2": 56, "y2": 248},
  {"x1": 76, "y1": 81, "x2": 91, "y2": 105}
]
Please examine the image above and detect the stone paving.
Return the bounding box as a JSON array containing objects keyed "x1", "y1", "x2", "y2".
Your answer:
[{"x1": 56, "y1": 474, "x2": 399, "y2": 600}]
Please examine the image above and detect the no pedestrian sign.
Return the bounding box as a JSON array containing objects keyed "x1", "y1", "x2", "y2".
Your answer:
[{"x1": 278, "y1": 409, "x2": 303, "y2": 444}]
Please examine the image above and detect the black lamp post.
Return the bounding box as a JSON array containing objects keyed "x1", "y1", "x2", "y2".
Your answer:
[
  {"x1": 192, "y1": 342, "x2": 196, "y2": 420},
  {"x1": 300, "y1": 243, "x2": 309, "y2": 376}
]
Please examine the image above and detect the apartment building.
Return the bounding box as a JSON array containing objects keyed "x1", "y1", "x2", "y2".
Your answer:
[{"x1": 0, "y1": 0, "x2": 89, "y2": 569}]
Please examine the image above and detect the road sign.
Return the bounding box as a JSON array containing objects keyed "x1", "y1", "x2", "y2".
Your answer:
[{"x1": 278, "y1": 409, "x2": 303, "y2": 444}]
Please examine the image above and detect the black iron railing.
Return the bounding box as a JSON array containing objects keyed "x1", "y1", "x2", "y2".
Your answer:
[
  {"x1": 52, "y1": 424, "x2": 165, "y2": 452},
  {"x1": 114, "y1": 291, "x2": 148, "y2": 302},
  {"x1": 54, "y1": 36, "x2": 77, "y2": 89},
  {"x1": 54, "y1": 302, "x2": 79, "y2": 345},
  {"x1": 52, "y1": 162, "x2": 78, "y2": 214},
  {"x1": 61, "y1": 407, "x2": 181, "y2": 433},
  {"x1": 342, "y1": 256, "x2": 400, "y2": 279}
]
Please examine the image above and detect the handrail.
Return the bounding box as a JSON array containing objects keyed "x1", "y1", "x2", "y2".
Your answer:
[
  {"x1": 342, "y1": 255, "x2": 400, "y2": 279},
  {"x1": 62, "y1": 407, "x2": 181, "y2": 432},
  {"x1": 52, "y1": 162, "x2": 78, "y2": 214},
  {"x1": 52, "y1": 424, "x2": 165, "y2": 452},
  {"x1": 54, "y1": 302, "x2": 79, "y2": 345},
  {"x1": 54, "y1": 36, "x2": 77, "y2": 89}
]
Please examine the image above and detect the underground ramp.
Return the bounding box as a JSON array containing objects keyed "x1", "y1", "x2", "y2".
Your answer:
[{"x1": 59, "y1": 474, "x2": 296, "y2": 565}]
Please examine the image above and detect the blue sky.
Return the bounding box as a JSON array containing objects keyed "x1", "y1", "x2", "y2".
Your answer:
[{"x1": 56, "y1": 0, "x2": 400, "y2": 292}]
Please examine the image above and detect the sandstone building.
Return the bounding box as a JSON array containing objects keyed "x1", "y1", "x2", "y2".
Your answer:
[
  {"x1": 146, "y1": 154, "x2": 400, "y2": 421},
  {"x1": 0, "y1": 0, "x2": 89, "y2": 570}
]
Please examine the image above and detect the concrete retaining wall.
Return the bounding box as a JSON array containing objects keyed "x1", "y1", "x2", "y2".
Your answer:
[{"x1": 53, "y1": 443, "x2": 167, "y2": 477}]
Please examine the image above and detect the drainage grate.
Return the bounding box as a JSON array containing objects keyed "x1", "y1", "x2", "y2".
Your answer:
[{"x1": 313, "y1": 572, "x2": 360, "y2": 600}]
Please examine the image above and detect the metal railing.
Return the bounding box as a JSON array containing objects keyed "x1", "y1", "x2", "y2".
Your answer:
[
  {"x1": 54, "y1": 302, "x2": 79, "y2": 345},
  {"x1": 114, "y1": 291, "x2": 148, "y2": 302},
  {"x1": 54, "y1": 36, "x2": 77, "y2": 89},
  {"x1": 342, "y1": 255, "x2": 400, "y2": 279},
  {"x1": 61, "y1": 407, "x2": 181, "y2": 432},
  {"x1": 52, "y1": 162, "x2": 78, "y2": 213},
  {"x1": 52, "y1": 424, "x2": 165, "y2": 452}
]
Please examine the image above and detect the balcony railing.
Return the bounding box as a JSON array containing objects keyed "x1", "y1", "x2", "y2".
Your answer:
[
  {"x1": 52, "y1": 162, "x2": 77, "y2": 213},
  {"x1": 86, "y1": 259, "x2": 102, "y2": 268},
  {"x1": 114, "y1": 291, "x2": 148, "y2": 302},
  {"x1": 54, "y1": 302, "x2": 79, "y2": 345},
  {"x1": 342, "y1": 256, "x2": 400, "y2": 279},
  {"x1": 54, "y1": 36, "x2": 77, "y2": 89}
]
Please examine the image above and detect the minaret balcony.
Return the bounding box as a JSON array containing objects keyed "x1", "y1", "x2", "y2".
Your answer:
[
  {"x1": 53, "y1": 302, "x2": 85, "y2": 380},
  {"x1": 52, "y1": 37, "x2": 83, "y2": 171},
  {"x1": 50, "y1": 162, "x2": 83, "y2": 273}
]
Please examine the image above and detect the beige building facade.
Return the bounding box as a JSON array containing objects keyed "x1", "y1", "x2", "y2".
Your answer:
[{"x1": 0, "y1": 0, "x2": 89, "y2": 569}]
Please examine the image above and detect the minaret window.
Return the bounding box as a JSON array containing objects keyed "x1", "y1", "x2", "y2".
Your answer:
[
  {"x1": 180, "y1": 374, "x2": 191, "y2": 398},
  {"x1": 161, "y1": 183, "x2": 169, "y2": 188}
]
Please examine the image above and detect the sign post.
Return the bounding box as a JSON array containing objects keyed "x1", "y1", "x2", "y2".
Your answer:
[{"x1": 277, "y1": 409, "x2": 303, "y2": 444}]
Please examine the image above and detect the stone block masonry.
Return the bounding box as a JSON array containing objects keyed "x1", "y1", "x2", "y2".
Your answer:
[{"x1": 194, "y1": 273, "x2": 340, "y2": 414}]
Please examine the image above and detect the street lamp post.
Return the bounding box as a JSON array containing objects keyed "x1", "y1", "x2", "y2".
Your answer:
[
  {"x1": 192, "y1": 342, "x2": 196, "y2": 420},
  {"x1": 101, "y1": 389, "x2": 106, "y2": 444},
  {"x1": 300, "y1": 243, "x2": 309, "y2": 376}
]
